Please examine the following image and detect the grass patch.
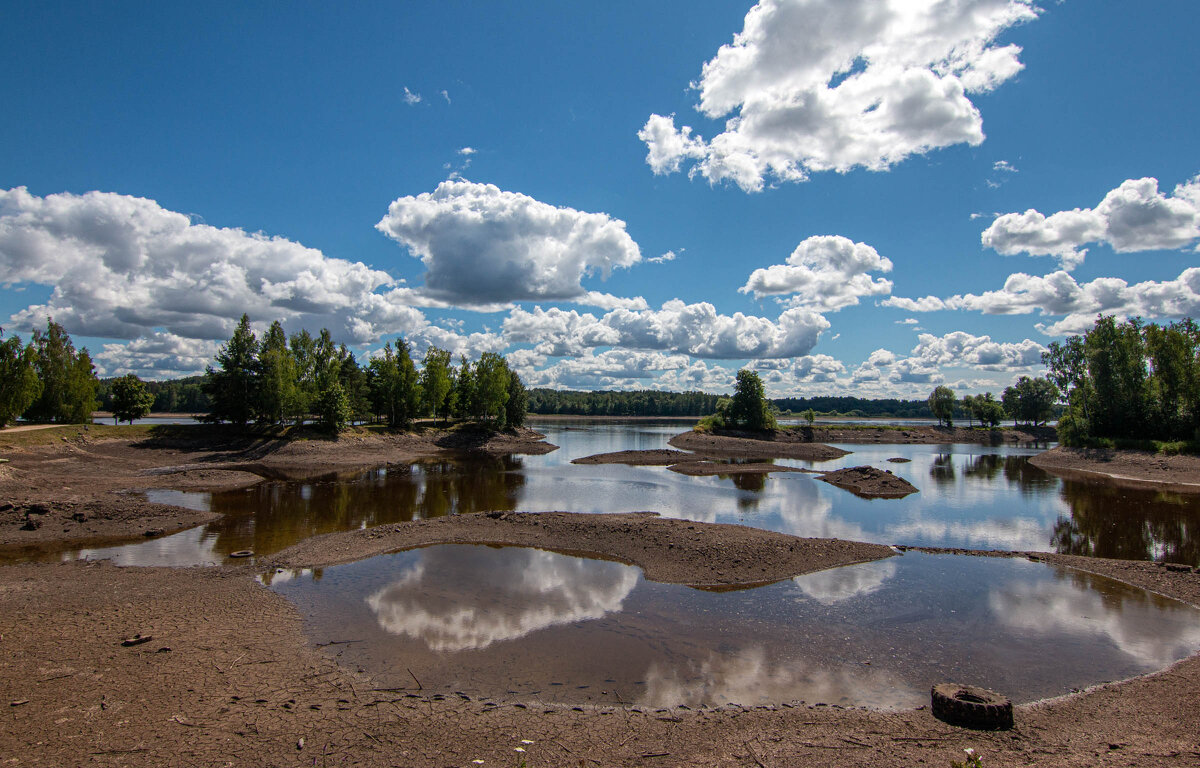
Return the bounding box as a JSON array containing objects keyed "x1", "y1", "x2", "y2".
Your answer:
[
  {"x1": 1068, "y1": 436, "x2": 1200, "y2": 455},
  {"x1": 0, "y1": 423, "x2": 154, "y2": 449}
]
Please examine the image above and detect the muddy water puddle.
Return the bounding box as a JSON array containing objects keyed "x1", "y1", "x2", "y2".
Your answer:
[{"x1": 268, "y1": 545, "x2": 1200, "y2": 709}]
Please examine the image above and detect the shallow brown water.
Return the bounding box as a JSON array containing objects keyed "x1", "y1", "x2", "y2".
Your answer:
[{"x1": 269, "y1": 545, "x2": 1200, "y2": 709}]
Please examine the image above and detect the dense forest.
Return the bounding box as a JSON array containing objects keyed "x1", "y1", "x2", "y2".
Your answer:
[{"x1": 1044, "y1": 315, "x2": 1199, "y2": 447}]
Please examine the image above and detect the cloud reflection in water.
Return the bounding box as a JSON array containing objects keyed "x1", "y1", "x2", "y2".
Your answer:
[{"x1": 366, "y1": 545, "x2": 638, "y2": 651}]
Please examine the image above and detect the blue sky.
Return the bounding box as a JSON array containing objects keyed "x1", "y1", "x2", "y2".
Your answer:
[{"x1": 1, "y1": 0, "x2": 1197, "y2": 397}]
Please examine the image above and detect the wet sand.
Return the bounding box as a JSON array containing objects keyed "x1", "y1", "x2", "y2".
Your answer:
[{"x1": 1030, "y1": 446, "x2": 1200, "y2": 493}]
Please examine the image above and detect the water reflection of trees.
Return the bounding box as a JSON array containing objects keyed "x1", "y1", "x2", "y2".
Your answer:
[
  {"x1": 205, "y1": 456, "x2": 526, "y2": 558},
  {"x1": 929, "y1": 454, "x2": 956, "y2": 486},
  {"x1": 1051, "y1": 480, "x2": 1200, "y2": 566},
  {"x1": 959, "y1": 454, "x2": 1058, "y2": 496}
]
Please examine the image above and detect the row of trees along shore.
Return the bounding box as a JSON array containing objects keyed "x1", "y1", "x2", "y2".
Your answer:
[
  {"x1": 202, "y1": 315, "x2": 527, "y2": 432},
  {"x1": 1042, "y1": 315, "x2": 1199, "y2": 447},
  {"x1": 926, "y1": 374, "x2": 1059, "y2": 428},
  {"x1": 0, "y1": 320, "x2": 99, "y2": 428}
]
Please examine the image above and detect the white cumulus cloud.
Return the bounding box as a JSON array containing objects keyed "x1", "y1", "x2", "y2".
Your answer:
[
  {"x1": 0, "y1": 187, "x2": 427, "y2": 345},
  {"x1": 503, "y1": 300, "x2": 830, "y2": 361},
  {"x1": 640, "y1": 0, "x2": 1039, "y2": 191},
  {"x1": 982, "y1": 175, "x2": 1200, "y2": 268},
  {"x1": 376, "y1": 180, "x2": 642, "y2": 307},
  {"x1": 885, "y1": 267, "x2": 1200, "y2": 336},
  {"x1": 740, "y1": 235, "x2": 893, "y2": 310}
]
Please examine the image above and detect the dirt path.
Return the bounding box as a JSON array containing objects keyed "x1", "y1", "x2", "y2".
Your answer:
[{"x1": 0, "y1": 423, "x2": 60, "y2": 433}]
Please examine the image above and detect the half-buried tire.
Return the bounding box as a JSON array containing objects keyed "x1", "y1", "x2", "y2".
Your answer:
[{"x1": 930, "y1": 683, "x2": 1013, "y2": 730}]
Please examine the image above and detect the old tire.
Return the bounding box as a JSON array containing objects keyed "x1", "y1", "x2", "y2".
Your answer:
[
  {"x1": 931, "y1": 683, "x2": 1013, "y2": 730},
  {"x1": 229, "y1": 550, "x2": 254, "y2": 558}
]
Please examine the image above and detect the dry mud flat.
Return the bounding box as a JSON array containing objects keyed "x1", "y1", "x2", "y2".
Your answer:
[
  {"x1": 668, "y1": 429, "x2": 851, "y2": 460},
  {"x1": 3, "y1": 524, "x2": 1200, "y2": 767},
  {"x1": 267, "y1": 510, "x2": 895, "y2": 588}
]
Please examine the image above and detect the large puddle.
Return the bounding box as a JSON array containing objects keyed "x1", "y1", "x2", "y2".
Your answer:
[
  {"x1": 37, "y1": 421, "x2": 1200, "y2": 567},
  {"x1": 268, "y1": 544, "x2": 1200, "y2": 709}
]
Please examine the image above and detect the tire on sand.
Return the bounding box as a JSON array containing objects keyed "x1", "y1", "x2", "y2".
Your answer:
[{"x1": 930, "y1": 683, "x2": 1013, "y2": 730}]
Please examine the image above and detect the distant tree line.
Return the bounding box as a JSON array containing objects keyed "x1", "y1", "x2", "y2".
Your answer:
[
  {"x1": 1044, "y1": 315, "x2": 1199, "y2": 446},
  {"x1": 99, "y1": 375, "x2": 209, "y2": 414},
  {"x1": 527, "y1": 388, "x2": 722, "y2": 416},
  {"x1": 202, "y1": 315, "x2": 527, "y2": 433},
  {"x1": 0, "y1": 320, "x2": 99, "y2": 428},
  {"x1": 774, "y1": 396, "x2": 930, "y2": 418}
]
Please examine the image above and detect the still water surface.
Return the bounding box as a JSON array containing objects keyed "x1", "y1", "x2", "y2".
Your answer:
[
  {"x1": 268, "y1": 544, "x2": 1200, "y2": 708},
  {"x1": 61, "y1": 420, "x2": 1200, "y2": 567},
  {"x1": 36, "y1": 420, "x2": 1200, "y2": 708}
]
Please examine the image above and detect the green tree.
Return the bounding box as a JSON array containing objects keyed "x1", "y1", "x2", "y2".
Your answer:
[
  {"x1": 203, "y1": 314, "x2": 259, "y2": 426},
  {"x1": 367, "y1": 340, "x2": 420, "y2": 427},
  {"x1": 802, "y1": 408, "x2": 816, "y2": 426},
  {"x1": 419, "y1": 346, "x2": 454, "y2": 422},
  {"x1": 1144, "y1": 319, "x2": 1200, "y2": 440},
  {"x1": 0, "y1": 330, "x2": 41, "y2": 428},
  {"x1": 24, "y1": 319, "x2": 98, "y2": 423},
  {"x1": 450, "y1": 356, "x2": 475, "y2": 421},
  {"x1": 288, "y1": 329, "x2": 317, "y2": 423},
  {"x1": 1085, "y1": 315, "x2": 1148, "y2": 439},
  {"x1": 472, "y1": 352, "x2": 512, "y2": 425},
  {"x1": 970, "y1": 392, "x2": 1005, "y2": 427},
  {"x1": 256, "y1": 321, "x2": 298, "y2": 425},
  {"x1": 110, "y1": 374, "x2": 155, "y2": 424},
  {"x1": 728, "y1": 369, "x2": 776, "y2": 431},
  {"x1": 336, "y1": 344, "x2": 371, "y2": 425},
  {"x1": 928, "y1": 385, "x2": 955, "y2": 427},
  {"x1": 311, "y1": 329, "x2": 347, "y2": 431},
  {"x1": 504, "y1": 362, "x2": 528, "y2": 428},
  {"x1": 315, "y1": 379, "x2": 351, "y2": 433},
  {"x1": 65, "y1": 349, "x2": 100, "y2": 424},
  {"x1": 961, "y1": 394, "x2": 977, "y2": 427},
  {"x1": 1002, "y1": 376, "x2": 1059, "y2": 426}
]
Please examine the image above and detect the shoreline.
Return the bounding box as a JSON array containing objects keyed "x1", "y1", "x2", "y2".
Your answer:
[
  {"x1": 0, "y1": 424, "x2": 557, "y2": 552},
  {"x1": 1030, "y1": 445, "x2": 1200, "y2": 493},
  {"x1": 3, "y1": 424, "x2": 1200, "y2": 764},
  {"x1": 2, "y1": 542, "x2": 1198, "y2": 766}
]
